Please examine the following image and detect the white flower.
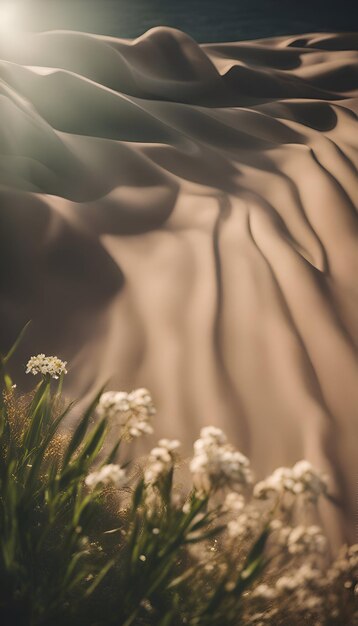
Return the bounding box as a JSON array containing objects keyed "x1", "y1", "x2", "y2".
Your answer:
[
  {"x1": 144, "y1": 439, "x2": 181, "y2": 485},
  {"x1": 98, "y1": 391, "x2": 131, "y2": 419},
  {"x1": 270, "y1": 520, "x2": 326, "y2": 555},
  {"x1": 251, "y1": 583, "x2": 277, "y2": 600},
  {"x1": 299, "y1": 594, "x2": 323, "y2": 611},
  {"x1": 197, "y1": 426, "x2": 227, "y2": 447},
  {"x1": 286, "y1": 525, "x2": 327, "y2": 555},
  {"x1": 292, "y1": 460, "x2": 328, "y2": 499},
  {"x1": 158, "y1": 438, "x2": 181, "y2": 452},
  {"x1": 144, "y1": 485, "x2": 161, "y2": 517},
  {"x1": 227, "y1": 508, "x2": 260, "y2": 538},
  {"x1": 276, "y1": 575, "x2": 297, "y2": 592},
  {"x1": 98, "y1": 388, "x2": 155, "y2": 440},
  {"x1": 254, "y1": 467, "x2": 294, "y2": 499},
  {"x1": 276, "y1": 563, "x2": 320, "y2": 594},
  {"x1": 26, "y1": 354, "x2": 67, "y2": 379},
  {"x1": 85, "y1": 464, "x2": 126, "y2": 490},
  {"x1": 347, "y1": 544, "x2": 358, "y2": 572},
  {"x1": 190, "y1": 427, "x2": 252, "y2": 495},
  {"x1": 129, "y1": 388, "x2": 156, "y2": 415},
  {"x1": 224, "y1": 492, "x2": 245, "y2": 513},
  {"x1": 254, "y1": 461, "x2": 328, "y2": 502},
  {"x1": 270, "y1": 521, "x2": 291, "y2": 547},
  {"x1": 328, "y1": 544, "x2": 358, "y2": 581},
  {"x1": 143, "y1": 441, "x2": 181, "y2": 517}
]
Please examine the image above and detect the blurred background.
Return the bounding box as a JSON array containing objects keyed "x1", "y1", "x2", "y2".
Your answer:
[{"x1": 1, "y1": 0, "x2": 358, "y2": 42}]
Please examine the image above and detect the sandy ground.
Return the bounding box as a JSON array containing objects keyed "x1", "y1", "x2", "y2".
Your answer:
[{"x1": 0, "y1": 27, "x2": 357, "y2": 543}]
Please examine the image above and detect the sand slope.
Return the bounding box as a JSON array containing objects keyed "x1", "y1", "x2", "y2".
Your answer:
[{"x1": 0, "y1": 28, "x2": 357, "y2": 541}]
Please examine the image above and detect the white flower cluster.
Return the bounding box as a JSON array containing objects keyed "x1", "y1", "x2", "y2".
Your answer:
[
  {"x1": 98, "y1": 391, "x2": 130, "y2": 418},
  {"x1": 227, "y1": 507, "x2": 260, "y2": 539},
  {"x1": 254, "y1": 460, "x2": 328, "y2": 502},
  {"x1": 328, "y1": 544, "x2": 358, "y2": 582},
  {"x1": 98, "y1": 388, "x2": 155, "y2": 439},
  {"x1": 276, "y1": 563, "x2": 320, "y2": 593},
  {"x1": 224, "y1": 491, "x2": 245, "y2": 513},
  {"x1": 26, "y1": 354, "x2": 67, "y2": 380},
  {"x1": 270, "y1": 520, "x2": 326, "y2": 555},
  {"x1": 190, "y1": 427, "x2": 252, "y2": 495},
  {"x1": 251, "y1": 583, "x2": 277, "y2": 601},
  {"x1": 144, "y1": 439, "x2": 181, "y2": 485},
  {"x1": 85, "y1": 464, "x2": 126, "y2": 490},
  {"x1": 275, "y1": 563, "x2": 324, "y2": 613},
  {"x1": 286, "y1": 525, "x2": 326, "y2": 555},
  {"x1": 247, "y1": 564, "x2": 325, "y2": 623},
  {"x1": 244, "y1": 537, "x2": 356, "y2": 624}
]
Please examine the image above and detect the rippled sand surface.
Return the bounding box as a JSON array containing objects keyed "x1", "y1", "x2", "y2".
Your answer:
[{"x1": 0, "y1": 28, "x2": 357, "y2": 541}]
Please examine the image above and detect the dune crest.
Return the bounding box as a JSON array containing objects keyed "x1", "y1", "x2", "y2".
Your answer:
[{"x1": 0, "y1": 27, "x2": 357, "y2": 542}]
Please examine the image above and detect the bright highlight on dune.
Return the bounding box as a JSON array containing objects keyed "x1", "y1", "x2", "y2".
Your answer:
[{"x1": 0, "y1": 1, "x2": 19, "y2": 33}]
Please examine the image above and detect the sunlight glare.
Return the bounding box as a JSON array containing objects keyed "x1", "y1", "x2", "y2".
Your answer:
[{"x1": 0, "y1": 1, "x2": 20, "y2": 35}]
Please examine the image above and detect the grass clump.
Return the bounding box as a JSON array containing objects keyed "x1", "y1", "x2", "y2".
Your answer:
[{"x1": 0, "y1": 330, "x2": 356, "y2": 626}]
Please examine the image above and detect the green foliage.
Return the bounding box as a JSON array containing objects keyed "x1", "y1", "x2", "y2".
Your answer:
[
  {"x1": 0, "y1": 332, "x2": 267, "y2": 626},
  {"x1": 0, "y1": 379, "x2": 108, "y2": 623},
  {"x1": 0, "y1": 328, "x2": 356, "y2": 626}
]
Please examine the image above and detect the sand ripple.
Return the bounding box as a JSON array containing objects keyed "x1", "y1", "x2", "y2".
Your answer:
[{"x1": 0, "y1": 27, "x2": 357, "y2": 542}]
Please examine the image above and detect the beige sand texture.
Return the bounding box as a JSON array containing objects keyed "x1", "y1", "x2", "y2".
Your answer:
[{"x1": 0, "y1": 28, "x2": 357, "y2": 542}]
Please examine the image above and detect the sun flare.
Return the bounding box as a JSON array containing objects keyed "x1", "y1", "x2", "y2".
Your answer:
[{"x1": 0, "y1": 1, "x2": 20, "y2": 35}]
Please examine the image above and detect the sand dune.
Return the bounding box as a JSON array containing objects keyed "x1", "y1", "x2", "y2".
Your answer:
[{"x1": 0, "y1": 27, "x2": 357, "y2": 542}]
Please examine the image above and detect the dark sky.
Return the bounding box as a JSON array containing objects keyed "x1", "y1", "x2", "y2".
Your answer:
[{"x1": 5, "y1": 0, "x2": 358, "y2": 41}]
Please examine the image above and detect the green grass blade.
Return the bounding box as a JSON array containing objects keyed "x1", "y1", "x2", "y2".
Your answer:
[
  {"x1": 63, "y1": 384, "x2": 107, "y2": 467},
  {"x1": 102, "y1": 437, "x2": 122, "y2": 466},
  {"x1": 22, "y1": 378, "x2": 50, "y2": 457},
  {"x1": 84, "y1": 559, "x2": 115, "y2": 597},
  {"x1": 2, "y1": 321, "x2": 31, "y2": 365}
]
